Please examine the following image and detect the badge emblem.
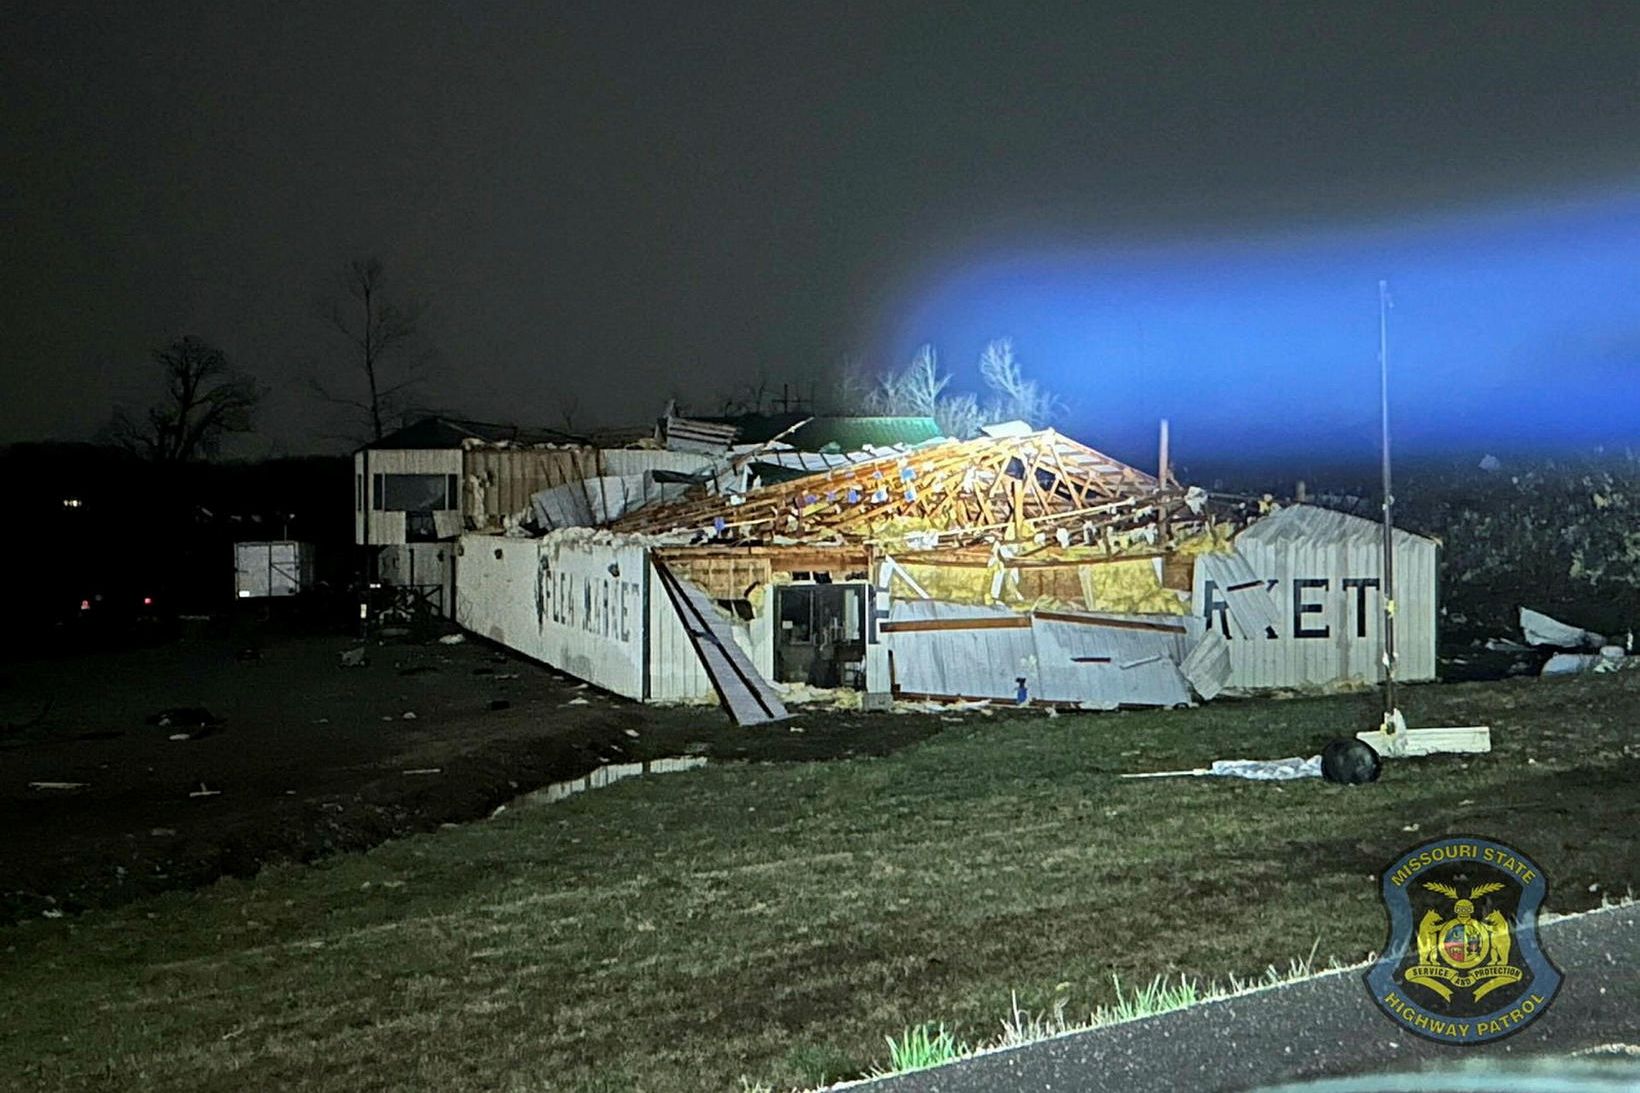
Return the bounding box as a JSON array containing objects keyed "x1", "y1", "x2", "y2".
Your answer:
[{"x1": 1365, "y1": 836, "x2": 1562, "y2": 1043}]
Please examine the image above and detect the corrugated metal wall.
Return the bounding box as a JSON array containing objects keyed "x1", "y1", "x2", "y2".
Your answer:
[
  {"x1": 463, "y1": 448, "x2": 718, "y2": 528},
  {"x1": 883, "y1": 601, "x2": 1193, "y2": 707},
  {"x1": 883, "y1": 602, "x2": 1036, "y2": 700},
  {"x1": 1193, "y1": 505, "x2": 1437, "y2": 689},
  {"x1": 645, "y1": 558, "x2": 767, "y2": 701}
]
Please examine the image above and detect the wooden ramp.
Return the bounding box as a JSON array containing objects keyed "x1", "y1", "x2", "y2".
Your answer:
[{"x1": 653, "y1": 559, "x2": 790, "y2": 726}]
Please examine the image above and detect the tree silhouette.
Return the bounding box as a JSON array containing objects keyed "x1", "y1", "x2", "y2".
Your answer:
[
  {"x1": 314, "y1": 257, "x2": 427, "y2": 442},
  {"x1": 105, "y1": 336, "x2": 260, "y2": 462}
]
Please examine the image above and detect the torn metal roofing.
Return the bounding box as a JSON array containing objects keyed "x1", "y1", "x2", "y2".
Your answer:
[
  {"x1": 1238, "y1": 503, "x2": 1437, "y2": 549},
  {"x1": 613, "y1": 428, "x2": 1184, "y2": 548}
]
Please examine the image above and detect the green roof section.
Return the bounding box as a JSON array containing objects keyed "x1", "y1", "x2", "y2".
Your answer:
[{"x1": 782, "y1": 416, "x2": 942, "y2": 452}]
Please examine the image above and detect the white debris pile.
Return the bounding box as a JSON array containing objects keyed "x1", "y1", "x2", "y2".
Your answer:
[
  {"x1": 1520, "y1": 607, "x2": 1636, "y2": 677},
  {"x1": 1520, "y1": 607, "x2": 1606, "y2": 650}
]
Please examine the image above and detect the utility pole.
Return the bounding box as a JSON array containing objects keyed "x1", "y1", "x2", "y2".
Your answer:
[{"x1": 1378, "y1": 280, "x2": 1401, "y2": 741}]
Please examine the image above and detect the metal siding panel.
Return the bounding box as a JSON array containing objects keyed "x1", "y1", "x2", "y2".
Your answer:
[
  {"x1": 885, "y1": 602, "x2": 1032, "y2": 699},
  {"x1": 1215, "y1": 506, "x2": 1438, "y2": 691},
  {"x1": 647, "y1": 557, "x2": 714, "y2": 701},
  {"x1": 1031, "y1": 617, "x2": 1190, "y2": 708}
]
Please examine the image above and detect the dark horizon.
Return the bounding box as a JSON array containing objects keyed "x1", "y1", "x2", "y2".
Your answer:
[{"x1": 6, "y1": 4, "x2": 1639, "y2": 461}]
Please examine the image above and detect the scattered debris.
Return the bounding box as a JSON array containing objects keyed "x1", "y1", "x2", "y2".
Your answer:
[
  {"x1": 1123, "y1": 755, "x2": 1323, "y2": 781},
  {"x1": 402, "y1": 767, "x2": 441, "y2": 776},
  {"x1": 168, "y1": 733, "x2": 190, "y2": 741},
  {"x1": 566, "y1": 697, "x2": 590, "y2": 706},
  {"x1": 1478, "y1": 454, "x2": 1502, "y2": 472},
  {"x1": 401, "y1": 711, "x2": 418, "y2": 720},
  {"x1": 1542, "y1": 646, "x2": 1636, "y2": 677},
  {"x1": 28, "y1": 781, "x2": 87, "y2": 791},
  {"x1": 1483, "y1": 637, "x2": 1531, "y2": 653},
  {"x1": 339, "y1": 647, "x2": 369, "y2": 668},
  {"x1": 1520, "y1": 607, "x2": 1605, "y2": 650},
  {"x1": 624, "y1": 729, "x2": 640, "y2": 738},
  {"x1": 188, "y1": 783, "x2": 221, "y2": 798},
  {"x1": 438, "y1": 633, "x2": 466, "y2": 645},
  {"x1": 145, "y1": 708, "x2": 223, "y2": 730},
  {"x1": 1320, "y1": 738, "x2": 1382, "y2": 784}
]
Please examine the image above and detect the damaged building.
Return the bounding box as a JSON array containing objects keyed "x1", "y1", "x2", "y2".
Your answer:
[{"x1": 449, "y1": 423, "x2": 1440, "y2": 721}]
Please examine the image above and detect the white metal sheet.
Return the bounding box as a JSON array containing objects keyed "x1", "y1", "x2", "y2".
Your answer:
[
  {"x1": 1030, "y1": 614, "x2": 1192, "y2": 709},
  {"x1": 453, "y1": 532, "x2": 647, "y2": 699},
  {"x1": 1193, "y1": 504, "x2": 1438, "y2": 690}
]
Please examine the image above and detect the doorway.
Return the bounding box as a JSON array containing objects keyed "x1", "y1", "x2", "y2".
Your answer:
[{"x1": 774, "y1": 582, "x2": 868, "y2": 688}]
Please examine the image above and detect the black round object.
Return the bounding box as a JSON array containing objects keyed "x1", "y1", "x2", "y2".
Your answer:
[{"x1": 1320, "y1": 737, "x2": 1383, "y2": 785}]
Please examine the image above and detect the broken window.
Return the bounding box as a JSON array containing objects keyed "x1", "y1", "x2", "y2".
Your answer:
[{"x1": 379, "y1": 473, "x2": 458, "y2": 512}]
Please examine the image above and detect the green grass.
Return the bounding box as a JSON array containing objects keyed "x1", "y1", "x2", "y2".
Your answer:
[
  {"x1": 2, "y1": 673, "x2": 1637, "y2": 1092},
  {"x1": 875, "y1": 1024, "x2": 964, "y2": 1076}
]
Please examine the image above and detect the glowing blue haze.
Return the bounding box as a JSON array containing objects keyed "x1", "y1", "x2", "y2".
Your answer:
[{"x1": 890, "y1": 196, "x2": 1640, "y2": 464}]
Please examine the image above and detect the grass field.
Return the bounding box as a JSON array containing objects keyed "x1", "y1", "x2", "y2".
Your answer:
[{"x1": 3, "y1": 672, "x2": 1636, "y2": 1092}]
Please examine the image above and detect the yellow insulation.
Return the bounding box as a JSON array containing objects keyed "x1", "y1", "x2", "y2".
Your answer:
[{"x1": 885, "y1": 524, "x2": 1235, "y2": 614}]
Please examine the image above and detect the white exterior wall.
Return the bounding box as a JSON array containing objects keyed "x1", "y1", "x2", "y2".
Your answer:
[
  {"x1": 1193, "y1": 506, "x2": 1438, "y2": 690},
  {"x1": 377, "y1": 542, "x2": 456, "y2": 616},
  {"x1": 355, "y1": 448, "x2": 463, "y2": 545},
  {"x1": 454, "y1": 532, "x2": 649, "y2": 699},
  {"x1": 644, "y1": 558, "x2": 767, "y2": 702}
]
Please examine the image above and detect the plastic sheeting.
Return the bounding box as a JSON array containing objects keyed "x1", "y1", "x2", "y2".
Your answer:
[{"x1": 1207, "y1": 755, "x2": 1322, "y2": 780}]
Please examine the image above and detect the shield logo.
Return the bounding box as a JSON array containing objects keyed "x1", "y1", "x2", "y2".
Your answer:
[{"x1": 1364, "y1": 835, "x2": 1563, "y2": 1044}]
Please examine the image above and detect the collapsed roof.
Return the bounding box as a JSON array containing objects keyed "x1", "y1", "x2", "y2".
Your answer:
[{"x1": 613, "y1": 427, "x2": 1200, "y2": 551}]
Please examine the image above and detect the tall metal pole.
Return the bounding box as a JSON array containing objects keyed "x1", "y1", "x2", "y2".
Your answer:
[{"x1": 1378, "y1": 280, "x2": 1398, "y2": 731}]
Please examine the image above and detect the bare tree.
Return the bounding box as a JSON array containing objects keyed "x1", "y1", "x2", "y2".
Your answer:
[
  {"x1": 978, "y1": 337, "x2": 1063, "y2": 427},
  {"x1": 105, "y1": 336, "x2": 260, "y2": 462},
  {"x1": 934, "y1": 390, "x2": 984, "y2": 440},
  {"x1": 557, "y1": 392, "x2": 581, "y2": 434},
  {"x1": 314, "y1": 258, "x2": 426, "y2": 442}
]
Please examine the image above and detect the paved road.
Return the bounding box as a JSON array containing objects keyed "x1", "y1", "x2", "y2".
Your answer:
[{"x1": 868, "y1": 904, "x2": 1639, "y2": 1092}]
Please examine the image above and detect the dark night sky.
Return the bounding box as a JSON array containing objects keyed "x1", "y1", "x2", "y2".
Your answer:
[{"x1": 5, "y1": 3, "x2": 1640, "y2": 462}]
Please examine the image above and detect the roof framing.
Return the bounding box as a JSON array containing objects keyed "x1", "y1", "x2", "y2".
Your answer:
[{"x1": 615, "y1": 429, "x2": 1190, "y2": 549}]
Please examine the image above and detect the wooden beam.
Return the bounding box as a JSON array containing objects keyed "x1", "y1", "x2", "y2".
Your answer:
[
  {"x1": 1033, "y1": 610, "x2": 1188, "y2": 633},
  {"x1": 880, "y1": 616, "x2": 1032, "y2": 633}
]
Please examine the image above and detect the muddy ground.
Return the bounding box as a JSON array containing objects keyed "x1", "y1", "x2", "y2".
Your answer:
[{"x1": 0, "y1": 625, "x2": 946, "y2": 923}]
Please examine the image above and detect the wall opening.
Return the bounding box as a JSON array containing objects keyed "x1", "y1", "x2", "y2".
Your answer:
[{"x1": 774, "y1": 582, "x2": 867, "y2": 688}]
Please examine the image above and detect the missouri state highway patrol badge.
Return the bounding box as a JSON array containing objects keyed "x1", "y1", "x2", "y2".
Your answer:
[{"x1": 1364, "y1": 835, "x2": 1562, "y2": 1044}]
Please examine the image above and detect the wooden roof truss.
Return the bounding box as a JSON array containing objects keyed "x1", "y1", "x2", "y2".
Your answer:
[{"x1": 614, "y1": 429, "x2": 1193, "y2": 549}]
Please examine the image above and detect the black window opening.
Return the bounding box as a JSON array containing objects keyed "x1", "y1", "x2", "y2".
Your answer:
[
  {"x1": 378, "y1": 473, "x2": 459, "y2": 512},
  {"x1": 774, "y1": 583, "x2": 868, "y2": 688}
]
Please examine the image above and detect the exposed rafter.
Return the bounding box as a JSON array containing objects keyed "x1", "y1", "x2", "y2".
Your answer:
[{"x1": 614, "y1": 428, "x2": 1193, "y2": 549}]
